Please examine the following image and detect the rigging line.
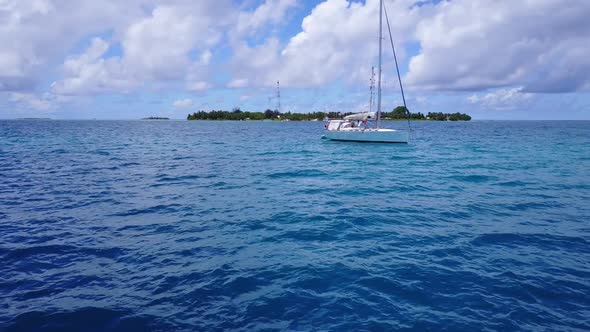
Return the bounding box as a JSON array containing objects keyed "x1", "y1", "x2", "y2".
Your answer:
[
  {"x1": 377, "y1": 0, "x2": 383, "y2": 129},
  {"x1": 383, "y1": 3, "x2": 411, "y2": 130}
]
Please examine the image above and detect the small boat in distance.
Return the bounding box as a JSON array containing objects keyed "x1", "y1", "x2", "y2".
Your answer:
[
  {"x1": 323, "y1": 0, "x2": 410, "y2": 144},
  {"x1": 142, "y1": 117, "x2": 170, "y2": 120}
]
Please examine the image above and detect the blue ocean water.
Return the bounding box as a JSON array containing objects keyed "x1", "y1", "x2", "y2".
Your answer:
[{"x1": 0, "y1": 120, "x2": 589, "y2": 331}]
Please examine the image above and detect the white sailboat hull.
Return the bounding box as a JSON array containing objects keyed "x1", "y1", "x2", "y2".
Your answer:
[{"x1": 323, "y1": 128, "x2": 408, "y2": 143}]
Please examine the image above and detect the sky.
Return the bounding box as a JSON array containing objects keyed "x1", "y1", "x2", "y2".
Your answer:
[{"x1": 0, "y1": 0, "x2": 589, "y2": 120}]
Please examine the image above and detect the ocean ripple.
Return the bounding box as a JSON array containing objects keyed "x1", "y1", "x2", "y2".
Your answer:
[{"x1": 1, "y1": 120, "x2": 589, "y2": 331}]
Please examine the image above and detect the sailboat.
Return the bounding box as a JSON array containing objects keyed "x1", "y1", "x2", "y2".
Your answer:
[{"x1": 323, "y1": 0, "x2": 410, "y2": 143}]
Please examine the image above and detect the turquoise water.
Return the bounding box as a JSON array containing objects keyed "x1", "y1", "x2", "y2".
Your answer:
[{"x1": 1, "y1": 120, "x2": 589, "y2": 331}]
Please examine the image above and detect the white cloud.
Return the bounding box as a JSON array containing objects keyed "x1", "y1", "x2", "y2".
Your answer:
[
  {"x1": 50, "y1": 38, "x2": 135, "y2": 95},
  {"x1": 278, "y1": 0, "x2": 382, "y2": 86},
  {"x1": 468, "y1": 87, "x2": 533, "y2": 110},
  {"x1": 47, "y1": 0, "x2": 298, "y2": 96},
  {"x1": 122, "y1": 5, "x2": 225, "y2": 82},
  {"x1": 235, "y1": 0, "x2": 298, "y2": 37},
  {"x1": 10, "y1": 93, "x2": 52, "y2": 111},
  {"x1": 187, "y1": 81, "x2": 212, "y2": 92},
  {"x1": 2, "y1": 0, "x2": 590, "y2": 118},
  {"x1": 229, "y1": 0, "x2": 424, "y2": 88},
  {"x1": 405, "y1": 0, "x2": 590, "y2": 92},
  {"x1": 228, "y1": 79, "x2": 250, "y2": 88},
  {"x1": 50, "y1": 3, "x2": 233, "y2": 95},
  {"x1": 8, "y1": 91, "x2": 71, "y2": 111},
  {"x1": 199, "y1": 50, "x2": 213, "y2": 66},
  {"x1": 0, "y1": 0, "x2": 148, "y2": 92},
  {"x1": 228, "y1": 0, "x2": 590, "y2": 95},
  {"x1": 229, "y1": 38, "x2": 281, "y2": 87},
  {"x1": 173, "y1": 98, "x2": 193, "y2": 108},
  {"x1": 2, "y1": 0, "x2": 298, "y2": 112}
]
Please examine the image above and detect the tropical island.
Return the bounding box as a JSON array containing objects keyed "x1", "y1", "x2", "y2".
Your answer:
[
  {"x1": 186, "y1": 106, "x2": 471, "y2": 121},
  {"x1": 142, "y1": 117, "x2": 170, "y2": 120},
  {"x1": 387, "y1": 106, "x2": 472, "y2": 121}
]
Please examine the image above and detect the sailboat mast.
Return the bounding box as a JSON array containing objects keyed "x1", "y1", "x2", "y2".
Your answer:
[
  {"x1": 377, "y1": 0, "x2": 383, "y2": 128},
  {"x1": 369, "y1": 66, "x2": 375, "y2": 113},
  {"x1": 276, "y1": 81, "x2": 281, "y2": 113}
]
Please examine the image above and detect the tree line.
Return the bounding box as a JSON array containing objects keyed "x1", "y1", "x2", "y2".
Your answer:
[
  {"x1": 187, "y1": 108, "x2": 346, "y2": 121},
  {"x1": 385, "y1": 106, "x2": 471, "y2": 121},
  {"x1": 187, "y1": 107, "x2": 471, "y2": 121}
]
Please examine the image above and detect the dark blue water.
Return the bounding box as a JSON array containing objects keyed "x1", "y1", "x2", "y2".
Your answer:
[{"x1": 1, "y1": 120, "x2": 589, "y2": 331}]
